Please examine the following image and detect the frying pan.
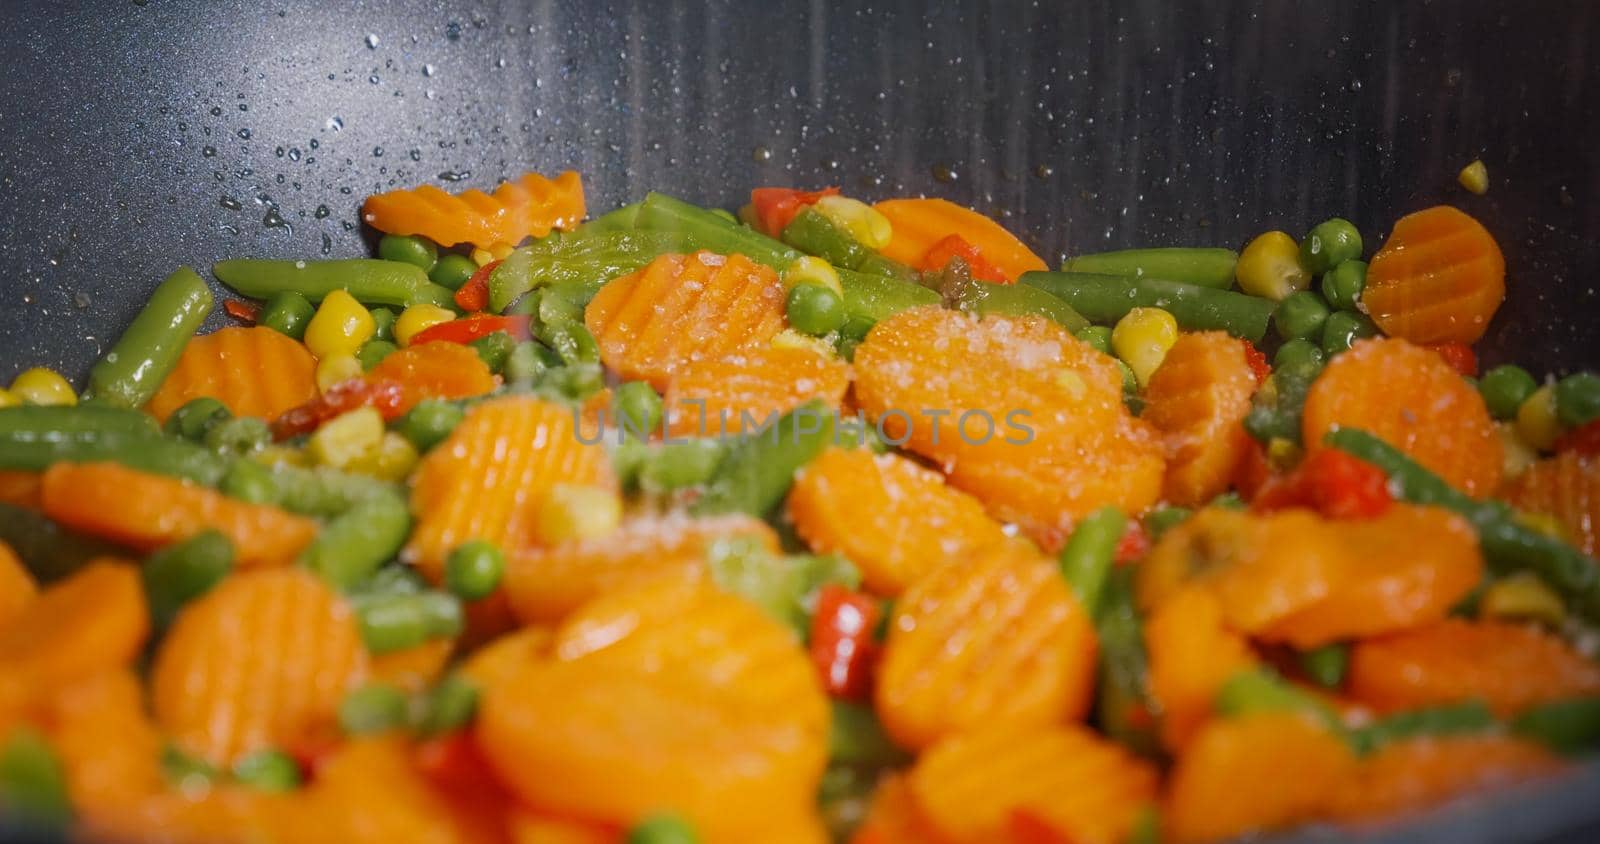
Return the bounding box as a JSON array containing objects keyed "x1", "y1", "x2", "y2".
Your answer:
[{"x1": 1, "y1": 0, "x2": 1598, "y2": 841}]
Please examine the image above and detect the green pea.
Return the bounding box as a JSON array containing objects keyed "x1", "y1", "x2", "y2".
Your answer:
[
  {"x1": 369, "y1": 307, "x2": 397, "y2": 342},
  {"x1": 504, "y1": 341, "x2": 560, "y2": 384},
  {"x1": 220, "y1": 458, "x2": 279, "y2": 505},
  {"x1": 1074, "y1": 325, "x2": 1113, "y2": 356},
  {"x1": 626, "y1": 814, "x2": 699, "y2": 844},
  {"x1": 1299, "y1": 218, "x2": 1363, "y2": 275},
  {"x1": 143, "y1": 530, "x2": 235, "y2": 627},
  {"x1": 615, "y1": 381, "x2": 664, "y2": 437},
  {"x1": 1274, "y1": 290, "x2": 1332, "y2": 341},
  {"x1": 1554, "y1": 372, "x2": 1600, "y2": 428},
  {"x1": 0, "y1": 729, "x2": 70, "y2": 827},
  {"x1": 430, "y1": 254, "x2": 479, "y2": 290},
  {"x1": 357, "y1": 339, "x2": 399, "y2": 371},
  {"x1": 355, "y1": 593, "x2": 431, "y2": 654},
  {"x1": 164, "y1": 396, "x2": 231, "y2": 441},
  {"x1": 1320, "y1": 260, "x2": 1367, "y2": 312},
  {"x1": 1299, "y1": 643, "x2": 1349, "y2": 689},
  {"x1": 1321, "y1": 310, "x2": 1378, "y2": 355},
  {"x1": 259, "y1": 291, "x2": 315, "y2": 340},
  {"x1": 161, "y1": 744, "x2": 217, "y2": 792},
  {"x1": 378, "y1": 234, "x2": 439, "y2": 271},
  {"x1": 469, "y1": 331, "x2": 516, "y2": 374},
  {"x1": 445, "y1": 540, "x2": 505, "y2": 601},
  {"x1": 339, "y1": 684, "x2": 410, "y2": 735},
  {"x1": 232, "y1": 749, "x2": 301, "y2": 792},
  {"x1": 544, "y1": 362, "x2": 606, "y2": 400},
  {"x1": 1274, "y1": 339, "x2": 1326, "y2": 381},
  {"x1": 417, "y1": 674, "x2": 480, "y2": 736},
  {"x1": 1478, "y1": 364, "x2": 1539, "y2": 420},
  {"x1": 785, "y1": 283, "x2": 847, "y2": 336},
  {"x1": 396, "y1": 399, "x2": 465, "y2": 451},
  {"x1": 204, "y1": 416, "x2": 270, "y2": 455}
]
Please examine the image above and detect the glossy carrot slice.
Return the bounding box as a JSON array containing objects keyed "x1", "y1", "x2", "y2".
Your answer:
[
  {"x1": 80, "y1": 787, "x2": 300, "y2": 844},
  {"x1": 1348, "y1": 618, "x2": 1600, "y2": 717},
  {"x1": 873, "y1": 198, "x2": 1047, "y2": 283},
  {"x1": 852, "y1": 306, "x2": 1164, "y2": 551},
  {"x1": 1141, "y1": 332, "x2": 1259, "y2": 506},
  {"x1": 46, "y1": 669, "x2": 165, "y2": 815},
  {"x1": 476, "y1": 581, "x2": 828, "y2": 842},
  {"x1": 151, "y1": 568, "x2": 368, "y2": 766},
  {"x1": 787, "y1": 447, "x2": 1007, "y2": 597},
  {"x1": 584, "y1": 252, "x2": 789, "y2": 391},
  {"x1": 1363, "y1": 205, "x2": 1506, "y2": 344},
  {"x1": 461, "y1": 627, "x2": 554, "y2": 691},
  {"x1": 0, "y1": 470, "x2": 41, "y2": 509},
  {"x1": 1302, "y1": 337, "x2": 1501, "y2": 497},
  {"x1": 502, "y1": 513, "x2": 777, "y2": 624},
  {"x1": 1328, "y1": 735, "x2": 1563, "y2": 823},
  {"x1": 662, "y1": 345, "x2": 850, "y2": 437},
  {"x1": 369, "y1": 638, "x2": 455, "y2": 693},
  {"x1": 362, "y1": 170, "x2": 586, "y2": 248},
  {"x1": 1503, "y1": 450, "x2": 1600, "y2": 557},
  {"x1": 0, "y1": 560, "x2": 147, "y2": 690},
  {"x1": 1143, "y1": 587, "x2": 1257, "y2": 751},
  {"x1": 310, "y1": 737, "x2": 499, "y2": 844},
  {"x1": 367, "y1": 341, "x2": 499, "y2": 414},
  {"x1": 145, "y1": 326, "x2": 319, "y2": 423},
  {"x1": 0, "y1": 540, "x2": 38, "y2": 630},
  {"x1": 876, "y1": 542, "x2": 1097, "y2": 750},
  {"x1": 508, "y1": 809, "x2": 620, "y2": 844},
  {"x1": 406, "y1": 397, "x2": 618, "y2": 581},
  {"x1": 41, "y1": 461, "x2": 317, "y2": 569},
  {"x1": 907, "y1": 722, "x2": 1158, "y2": 844}
]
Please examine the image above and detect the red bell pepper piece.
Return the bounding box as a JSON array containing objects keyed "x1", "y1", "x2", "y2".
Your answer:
[
  {"x1": 1008, "y1": 809, "x2": 1077, "y2": 844},
  {"x1": 268, "y1": 378, "x2": 409, "y2": 440},
  {"x1": 749, "y1": 186, "x2": 839, "y2": 238},
  {"x1": 1114, "y1": 519, "x2": 1151, "y2": 564},
  {"x1": 1425, "y1": 342, "x2": 1478, "y2": 377},
  {"x1": 453, "y1": 259, "x2": 499, "y2": 312},
  {"x1": 809, "y1": 584, "x2": 882, "y2": 700},
  {"x1": 1555, "y1": 419, "x2": 1600, "y2": 456},
  {"x1": 223, "y1": 299, "x2": 260, "y2": 324},
  {"x1": 409, "y1": 314, "x2": 532, "y2": 346},
  {"x1": 920, "y1": 234, "x2": 1010, "y2": 284},
  {"x1": 413, "y1": 733, "x2": 510, "y2": 802},
  {"x1": 1241, "y1": 339, "x2": 1272, "y2": 385},
  {"x1": 1253, "y1": 448, "x2": 1393, "y2": 519}
]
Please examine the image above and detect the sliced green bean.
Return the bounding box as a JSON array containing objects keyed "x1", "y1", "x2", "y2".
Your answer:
[
  {"x1": 692, "y1": 400, "x2": 836, "y2": 517},
  {"x1": 782, "y1": 207, "x2": 868, "y2": 269},
  {"x1": 1300, "y1": 643, "x2": 1350, "y2": 689},
  {"x1": 0, "y1": 430, "x2": 227, "y2": 485},
  {"x1": 143, "y1": 530, "x2": 234, "y2": 627},
  {"x1": 829, "y1": 701, "x2": 910, "y2": 768},
  {"x1": 1061, "y1": 247, "x2": 1238, "y2": 289},
  {"x1": 1349, "y1": 701, "x2": 1497, "y2": 754},
  {"x1": 0, "y1": 502, "x2": 130, "y2": 584},
  {"x1": 1057, "y1": 506, "x2": 1125, "y2": 617},
  {"x1": 1020, "y1": 271, "x2": 1275, "y2": 342},
  {"x1": 262, "y1": 463, "x2": 400, "y2": 518},
  {"x1": 1215, "y1": 668, "x2": 1344, "y2": 733},
  {"x1": 634, "y1": 192, "x2": 798, "y2": 269},
  {"x1": 298, "y1": 491, "x2": 411, "y2": 589},
  {"x1": 0, "y1": 728, "x2": 70, "y2": 828},
  {"x1": 1511, "y1": 698, "x2": 1600, "y2": 755},
  {"x1": 837, "y1": 267, "x2": 939, "y2": 330},
  {"x1": 213, "y1": 258, "x2": 455, "y2": 308},
  {"x1": 576, "y1": 201, "x2": 641, "y2": 234},
  {"x1": 947, "y1": 274, "x2": 1088, "y2": 333},
  {"x1": 85, "y1": 267, "x2": 214, "y2": 408},
  {"x1": 855, "y1": 253, "x2": 921, "y2": 284},
  {"x1": 1093, "y1": 567, "x2": 1161, "y2": 757},
  {"x1": 487, "y1": 230, "x2": 696, "y2": 313}
]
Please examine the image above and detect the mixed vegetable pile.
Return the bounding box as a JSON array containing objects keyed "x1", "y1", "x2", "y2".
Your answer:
[{"x1": 0, "y1": 166, "x2": 1599, "y2": 844}]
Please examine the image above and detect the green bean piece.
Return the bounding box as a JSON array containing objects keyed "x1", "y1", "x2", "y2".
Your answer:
[
  {"x1": 0, "y1": 429, "x2": 228, "y2": 486},
  {"x1": 1093, "y1": 567, "x2": 1161, "y2": 757},
  {"x1": 945, "y1": 273, "x2": 1089, "y2": 333},
  {"x1": 1244, "y1": 372, "x2": 1313, "y2": 445},
  {"x1": 85, "y1": 267, "x2": 214, "y2": 408},
  {"x1": 855, "y1": 253, "x2": 921, "y2": 283},
  {"x1": 828, "y1": 701, "x2": 910, "y2": 768},
  {"x1": 1511, "y1": 698, "x2": 1600, "y2": 755},
  {"x1": 626, "y1": 814, "x2": 700, "y2": 844},
  {"x1": 298, "y1": 491, "x2": 411, "y2": 590},
  {"x1": 503, "y1": 340, "x2": 560, "y2": 384},
  {"x1": 1299, "y1": 643, "x2": 1350, "y2": 689},
  {"x1": 1020, "y1": 272, "x2": 1275, "y2": 342},
  {"x1": 1320, "y1": 309, "x2": 1378, "y2": 355},
  {"x1": 1300, "y1": 219, "x2": 1364, "y2": 275},
  {"x1": 781, "y1": 207, "x2": 869, "y2": 269},
  {"x1": 634, "y1": 192, "x2": 798, "y2": 270},
  {"x1": 0, "y1": 502, "x2": 129, "y2": 583},
  {"x1": 395, "y1": 400, "x2": 465, "y2": 452},
  {"x1": 232, "y1": 749, "x2": 302, "y2": 792},
  {"x1": 1215, "y1": 668, "x2": 1344, "y2": 732},
  {"x1": 0, "y1": 404, "x2": 160, "y2": 440},
  {"x1": 636, "y1": 439, "x2": 727, "y2": 493},
  {"x1": 577, "y1": 201, "x2": 642, "y2": 235},
  {"x1": 1350, "y1": 701, "x2": 1496, "y2": 754},
  {"x1": 357, "y1": 339, "x2": 398, "y2": 371},
  {"x1": 1274, "y1": 290, "x2": 1332, "y2": 341},
  {"x1": 354, "y1": 592, "x2": 434, "y2": 654},
  {"x1": 444, "y1": 539, "x2": 506, "y2": 601},
  {"x1": 429, "y1": 254, "x2": 479, "y2": 290},
  {"x1": 1144, "y1": 506, "x2": 1191, "y2": 539},
  {"x1": 535, "y1": 321, "x2": 599, "y2": 367},
  {"x1": 378, "y1": 234, "x2": 438, "y2": 271},
  {"x1": 1273, "y1": 338, "x2": 1326, "y2": 381},
  {"x1": 338, "y1": 683, "x2": 409, "y2": 735},
  {"x1": 1554, "y1": 372, "x2": 1600, "y2": 428},
  {"x1": 1075, "y1": 325, "x2": 1114, "y2": 355},
  {"x1": 468, "y1": 330, "x2": 516, "y2": 374},
  {"x1": 704, "y1": 539, "x2": 858, "y2": 634},
  {"x1": 614, "y1": 381, "x2": 664, "y2": 437},
  {"x1": 261, "y1": 463, "x2": 399, "y2": 518},
  {"x1": 539, "y1": 362, "x2": 605, "y2": 401},
  {"x1": 1320, "y1": 259, "x2": 1368, "y2": 312},
  {"x1": 836, "y1": 267, "x2": 940, "y2": 330},
  {"x1": 143, "y1": 530, "x2": 234, "y2": 627},
  {"x1": 1057, "y1": 506, "x2": 1126, "y2": 617},
  {"x1": 258, "y1": 291, "x2": 316, "y2": 340},
  {"x1": 161, "y1": 744, "x2": 217, "y2": 791},
  {"x1": 786, "y1": 283, "x2": 847, "y2": 336},
  {"x1": 0, "y1": 729, "x2": 70, "y2": 827},
  {"x1": 368, "y1": 307, "x2": 397, "y2": 342},
  {"x1": 165, "y1": 396, "x2": 231, "y2": 442},
  {"x1": 204, "y1": 416, "x2": 269, "y2": 455},
  {"x1": 417, "y1": 674, "x2": 481, "y2": 736},
  {"x1": 213, "y1": 258, "x2": 455, "y2": 308},
  {"x1": 1479, "y1": 365, "x2": 1539, "y2": 420},
  {"x1": 219, "y1": 458, "x2": 278, "y2": 504},
  {"x1": 487, "y1": 230, "x2": 697, "y2": 313},
  {"x1": 692, "y1": 401, "x2": 836, "y2": 517},
  {"x1": 1062, "y1": 247, "x2": 1239, "y2": 289}
]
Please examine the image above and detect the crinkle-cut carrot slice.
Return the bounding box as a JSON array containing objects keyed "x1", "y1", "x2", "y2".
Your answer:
[
  {"x1": 363, "y1": 170, "x2": 586, "y2": 248},
  {"x1": 461, "y1": 627, "x2": 554, "y2": 692},
  {"x1": 502, "y1": 513, "x2": 777, "y2": 624},
  {"x1": 1362, "y1": 205, "x2": 1506, "y2": 345},
  {"x1": 1164, "y1": 712, "x2": 1356, "y2": 844},
  {"x1": 1503, "y1": 450, "x2": 1600, "y2": 557},
  {"x1": 507, "y1": 808, "x2": 620, "y2": 844},
  {"x1": 787, "y1": 447, "x2": 1007, "y2": 597},
  {"x1": 41, "y1": 461, "x2": 317, "y2": 569},
  {"x1": 584, "y1": 252, "x2": 789, "y2": 391},
  {"x1": 0, "y1": 470, "x2": 41, "y2": 509},
  {"x1": 1302, "y1": 336, "x2": 1501, "y2": 498},
  {"x1": 369, "y1": 638, "x2": 455, "y2": 693},
  {"x1": 0, "y1": 540, "x2": 38, "y2": 630},
  {"x1": 80, "y1": 786, "x2": 306, "y2": 844},
  {"x1": 1143, "y1": 587, "x2": 1258, "y2": 752},
  {"x1": 875, "y1": 542, "x2": 1097, "y2": 750},
  {"x1": 367, "y1": 341, "x2": 499, "y2": 414},
  {"x1": 145, "y1": 326, "x2": 319, "y2": 423},
  {"x1": 662, "y1": 345, "x2": 851, "y2": 438},
  {"x1": 406, "y1": 396, "x2": 617, "y2": 581},
  {"x1": 0, "y1": 560, "x2": 147, "y2": 690},
  {"x1": 1327, "y1": 735, "x2": 1563, "y2": 824},
  {"x1": 1348, "y1": 618, "x2": 1600, "y2": 717},
  {"x1": 852, "y1": 306, "x2": 1165, "y2": 551},
  {"x1": 906, "y1": 722, "x2": 1158, "y2": 844},
  {"x1": 476, "y1": 581, "x2": 828, "y2": 843},
  {"x1": 309, "y1": 737, "x2": 500, "y2": 844},
  {"x1": 1141, "y1": 332, "x2": 1258, "y2": 506},
  {"x1": 873, "y1": 198, "x2": 1047, "y2": 283},
  {"x1": 151, "y1": 567, "x2": 368, "y2": 766},
  {"x1": 46, "y1": 669, "x2": 165, "y2": 815}
]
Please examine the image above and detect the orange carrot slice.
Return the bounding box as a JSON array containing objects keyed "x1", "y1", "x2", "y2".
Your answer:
[
  {"x1": 873, "y1": 198, "x2": 1047, "y2": 283},
  {"x1": 1348, "y1": 618, "x2": 1600, "y2": 717},
  {"x1": 0, "y1": 470, "x2": 41, "y2": 509},
  {"x1": 310, "y1": 737, "x2": 499, "y2": 844},
  {"x1": 0, "y1": 560, "x2": 147, "y2": 690},
  {"x1": 1141, "y1": 332, "x2": 1259, "y2": 506},
  {"x1": 1503, "y1": 450, "x2": 1600, "y2": 557},
  {"x1": 406, "y1": 396, "x2": 617, "y2": 581},
  {"x1": 662, "y1": 345, "x2": 851, "y2": 438},
  {"x1": 476, "y1": 581, "x2": 828, "y2": 841},
  {"x1": 46, "y1": 669, "x2": 165, "y2": 815},
  {"x1": 461, "y1": 627, "x2": 554, "y2": 691},
  {"x1": 0, "y1": 540, "x2": 38, "y2": 630},
  {"x1": 1143, "y1": 587, "x2": 1257, "y2": 752},
  {"x1": 362, "y1": 170, "x2": 586, "y2": 248},
  {"x1": 80, "y1": 787, "x2": 299, "y2": 844},
  {"x1": 1164, "y1": 712, "x2": 1357, "y2": 844},
  {"x1": 907, "y1": 722, "x2": 1158, "y2": 844},
  {"x1": 584, "y1": 252, "x2": 789, "y2": 391},
  {"x1": 369, "y1": 638, "x2": 455, "y2": 693},
  {"x1": 1328, "y1": 735, "x2": 1563, "y2": 823},
  {"x1": 151, "y1": 567, "x2": 368, "y2": 766},
  {"x1": 367, "y1": 341, "x2": 499, "y2": 414},
  {"x1": 787, "y1": 447, "x2": 1007, "y2": 597},
  {"x1": 851, "y1": 774, "x2": 934, "y2": 844},
  {"x1": 502, "y1": 513, "x2": 777, "y2": 624},
  {"x1": 1302, "y1": 337, "x2": 1501, "y2": 498},
  {"x1": 875, "y1": 542, "x2": 1097, "y2": 750},
  {"x1": 508, "y1": 808, "x2": 620, "y2": 844},
  {"x1": 41, "y1": 461, "x2": 317, "y2": 569},
  {"x1": 852, "y1": 306, "x2": 1164, "y2": 551},
  {"x1": 145, "y1": 326, "x2": 319, "y2": 423},
  {"x1": 1363, "y1": 205, "x2": 1506, "y2": 344}
]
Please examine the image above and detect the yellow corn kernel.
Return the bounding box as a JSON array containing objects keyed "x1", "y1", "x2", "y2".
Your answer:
[
  {"x1": 1515, "y1": 384, "x2": 1562, "y2": 452},
  {"x1": 0, "y1": 388, "x2": 19, "y2": 409},
  {"x1": 770, "y1": 328, "x2": 834, "y2": 357},
  {"x1": 347, "y1": 431, "x2": 419, "y2": 482},
  {"x1": 1458, "y1": 160, "x2": 1490, "y2": 195},
  {"x1": 1111, "y1": 307, "x2": 1179, "y2": 386},
  {"x1": 781, "y1": 256, "x2": 843, "y2": 296},
  {"x1": 308, "y1": 406, "x2": 385, "y2": 470},
  {"x1": 813, "y1": 195, "x2": 893, "y2": 249},
  {"x1": 250, "y1": 444, "x2": 310, "y2": 468},
  {"x1": 535, "y1": 483, "x2": 622, "y2": 543},
  {"x1": 394, "y1": 304, "x2": 457, "y2": 347},
  {"x1": 488, "y1": 242, "x2": 516, "y2": 261},
  {"x1": 1267, "y1": 437, "x2": 1304, "y2": 472},
  {"x1": 1479, "y1": 572, "x2": 1564, "y2": 627},
  {"x1": 1496, "y1": 421, "x2": 1537, "y2": 480},
  {"x1": 1236, "y1": 231, "x2": 1311, "y2": 300},
  {"x1": 471, "y1": 247, "x2": 495, "y2": 267},
  {"x1": 9, "y1": 368, "x2": 76, "y2": 406},
  {"x1": 304, "y1": 290, "x2": 375, "y2": 359},
  {"x1": 315, "y1": 353, "x2": 363, "y2": 393}
]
